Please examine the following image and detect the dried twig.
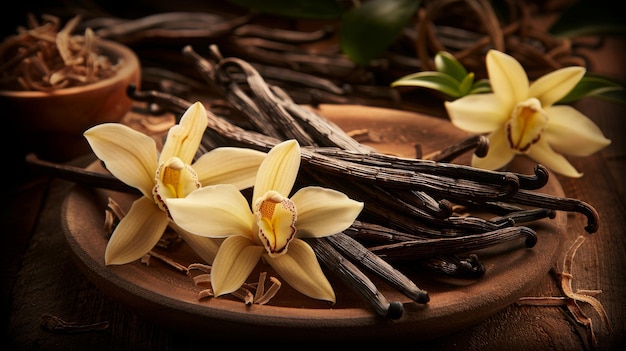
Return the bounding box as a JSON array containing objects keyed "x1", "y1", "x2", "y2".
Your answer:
[{"x1": 517, "y1": 236, "x2": 612, "y2": 348}]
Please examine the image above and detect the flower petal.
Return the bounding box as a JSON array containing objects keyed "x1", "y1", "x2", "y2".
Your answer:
[
  {"x1": 84, "y1": 124, "x2": 158, "y2": 197},
  {"x1": 211, "y1": 236, "x2": 264, "y2": 297},
  {"x1": 290, "y1": 187, "x2": 363, "y2": 238},
  {"x1": 544, "y1": 105, "x2": 611, "y2": 156},
  {"x1": 192, "y1": 147, "x2": 266, "y2": 189},
  {"x1": 529, "y1": 66, "x2": 585, "y2": 107},
  {"x1": 105, "y1": 197, "x2": 169, "y2": 265},
  {"x1": 471, "y1": 126, "x2": 515, "y2": 171},
  {"x1": 486, "y1": 50, "x2": 529, "y2": 106},
  {"x1": 166, "y1": 184, "x2": 254, "y2": 238},
  {"x1": 526, "y1": 139, "x2": 583, "y2": 178},
  {"x1": 253, "y1": 140, "x2": 300, "y2": 200},
  {"x1": 266, "y1": 239, "x2": 335, "y2": 303},
  {"x1": 445, "y1": 94, "x2": 509, "y2": 133},
  {"x1": 170, "y1": 222, "x2": 222, "y2": 264},
  {"x1": 160, "y1": 101, "x2": 208, "y2": 164}
]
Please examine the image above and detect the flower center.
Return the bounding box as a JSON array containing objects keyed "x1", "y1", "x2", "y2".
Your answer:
[
  {"x1": 506, "y1": 98, "x2": 548, "y2": 153},
  {"x1": 255, "y1": 190, "x2": 297, "y2": 258},
  {"x1": 153, "y1": 156, "x2": 200, "y2": 215}
]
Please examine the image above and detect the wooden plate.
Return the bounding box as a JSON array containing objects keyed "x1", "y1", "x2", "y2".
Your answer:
[{"x1": 61, "y1": 105, "x2": 565, "y2": 341}]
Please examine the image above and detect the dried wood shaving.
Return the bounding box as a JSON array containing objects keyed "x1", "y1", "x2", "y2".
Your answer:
[
  {"x1": 144, "y1": 250, "x2": 187, "y2": 272},
  {"x1": 186, "y1": 265, "x2": 281, "y2": 305},
  {"x1": 0, "y1": 14, "x2": 120, "y2": 91},
  {"x1": 517, "y1": 236, "x2": 612, "y2": 348}
]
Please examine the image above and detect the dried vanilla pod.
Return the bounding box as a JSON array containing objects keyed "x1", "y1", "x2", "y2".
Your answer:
[
  {"x1": 367, "y1": 226, "x2": 538, "y2": 260},
  {"x1": 84, "y1": 12, "x2": 253, "y2": 43},
  {"x1": 325, "y1": 233, "x2": 429, "y2": 304},
  {"x1": 421, "y1": 254, "x2": 486, "y2": 279},
  {"x1": 307, "y1": 237, "x2": 404, "y2": 319}
]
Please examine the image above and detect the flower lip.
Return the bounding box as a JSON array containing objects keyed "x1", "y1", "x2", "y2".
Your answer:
[
  {"x1": 256, "y1": 191, "x2": 297, "y2": 257},
  {"x1": 506, "y1": 98, "x2": 548, "y2": 152}
]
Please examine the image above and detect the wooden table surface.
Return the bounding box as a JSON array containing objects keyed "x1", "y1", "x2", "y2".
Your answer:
[{"x1": 2, "y1": 5, "x2": 625, "y2": 351}]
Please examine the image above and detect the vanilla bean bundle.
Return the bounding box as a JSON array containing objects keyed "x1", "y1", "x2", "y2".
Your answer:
[
  {"x1": 113, "y1": 44, "x2": 598, "y2": 318},
  {"x1": 179, "y1": 44, "x2": 599, "y2": 234},
  {"x1": 27, "y1": 42, "x2": 598, "y2": 316}
]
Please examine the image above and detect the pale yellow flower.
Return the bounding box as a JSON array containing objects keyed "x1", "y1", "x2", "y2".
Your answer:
[
  {"x1": 445, "y1": 49, "x2": 611, "y2": 177},
  {"x1": 84, "y1": 101, "x2": 266, "y2": 265},
  {"x1": 166, "y1": 139, "x2": 364, "y2": 303}
]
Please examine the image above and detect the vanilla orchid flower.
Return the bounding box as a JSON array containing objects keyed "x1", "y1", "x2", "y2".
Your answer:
[
  {"x1": 166, "y1": 139, "x2": 364, "y2": 303},
  {"x1": 445, "y1": 49, "x2": 611, "y2": 178},
  {"x1": 84, "y1": 101, "x2": 266, "y2": 265}
]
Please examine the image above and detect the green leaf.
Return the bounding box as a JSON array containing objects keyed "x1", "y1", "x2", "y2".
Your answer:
[
  {"x1": 590, "y1": 89, "x2": 626, "y2": 105},
  {"x1": 558, "y1": 73, "x2": 625, "y2": 104},
  {"x1": 457, "y1": 73, "x2": 475, "y2": 96},
  {"x1": 434, "y1": 51, "x2": 468, "y2": 83},
  {"x1": 391, "y1": 71, "x2": 461, "y2": 98},
  {"x1": 227, "y1": 0, "x2": 343, "y2": 19},
  {"x1": 340, "y1": 0, "x2": 422, "y2": 65},
  {"x1": 469, "y1": 79, "x2": 492, "y2": 94},
  {"x1": 548, "y1": 1, "x2": 626, "y2": 38}
]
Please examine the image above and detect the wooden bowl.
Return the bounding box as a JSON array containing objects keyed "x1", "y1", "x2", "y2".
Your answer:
[{"x1": 1, "y1": 39, "x2": 141, "y2": 161}]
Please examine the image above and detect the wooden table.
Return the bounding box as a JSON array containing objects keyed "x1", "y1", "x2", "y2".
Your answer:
[{"x1": 2, "y1": 8, "x2": 625, "y2": 351}]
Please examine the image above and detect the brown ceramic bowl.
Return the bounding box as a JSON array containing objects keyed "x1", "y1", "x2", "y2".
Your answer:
[{"x1": 1, "y1": 39, "x2": 141, "y2": 161}]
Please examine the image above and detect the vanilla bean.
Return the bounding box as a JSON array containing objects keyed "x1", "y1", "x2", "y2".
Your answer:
[
  {"x1": 368, "y1": 226, "x2": 537, "y2": 260},
  {"x1": 453, "y1": 200, "x2": 525, "y2": 215},
  {"x1": 307, "y1": 238, "x2": 403, "y2": 319},
  {"x1": 91, "y1": 12, "x2": 252, "y2": 42},
  {"x1": 219, "y1": 57, "x2": 318, "y2": 145},
  {"x1": 344, "y1": 221, "x2": 429, "y2": 244},
  {"x1": 423, "y1": 134, "x2": 489, "y2": 162},
  {"x1": 276, "y1": 91, "x2": 371, "y2": 152},
  {"x1": 517, "y1": 164, "x2": 551, "y2": 190},
  {"x1": 255, "y1": 64, "x2": 347, "y2": 95},
  {"x1": 233, "y1": 24, "x2": 334, "y2": 44},
  {"x1": 316, "y1": 148, "x2": 548, "y2": 190},
  {"x1": 300, "y1": 170, "x2": 450, "y2": 225},
  {"x1": 421, "y1": 254, "x2": 486, "y2": 278},
  {"x1": 511, "y1": 190, "x2": 599, "y2": 233},
  {"x1": 127, "y1": 84, "x2": 191, "y2": 116},
  {"x1": 488, "y1": 208, "x2": 556, "y2": 226},
  {"x1": 326, "y1": 233, "x2": 429, "y2": 304},
  {"x1": 221, "y1": 42, "x2": 360, "y2": 79},
  {"x1": 25, "y1": 153, "x2": 137, "y2": 194},
  {"x1": 184, "y1": 45, "x2": 284, "y2": 139}
]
